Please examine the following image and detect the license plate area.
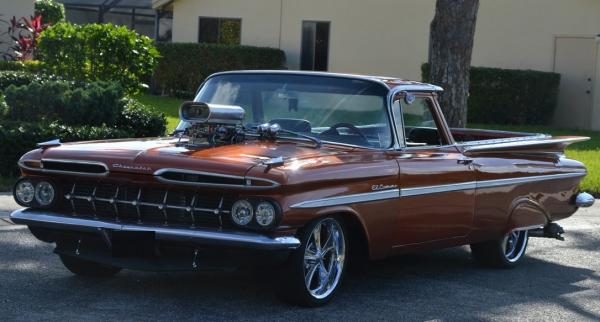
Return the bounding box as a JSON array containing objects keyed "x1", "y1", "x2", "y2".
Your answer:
[{"x1": 111, "y1": 231, "x2": 156, "y2": 258}]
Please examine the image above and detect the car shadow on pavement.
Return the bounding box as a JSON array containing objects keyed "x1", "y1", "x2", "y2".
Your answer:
[{"x1": 1, "y1": 227, "x2": 599, "y2": 321}]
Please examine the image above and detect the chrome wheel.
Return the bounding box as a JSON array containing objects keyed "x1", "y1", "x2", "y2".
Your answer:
[
  {"x1": 303, "y1": 218, "x2": 346, "y2": 300},
  {"x1": 502, "y1": 230, "x2": 528, "y2": 263}
]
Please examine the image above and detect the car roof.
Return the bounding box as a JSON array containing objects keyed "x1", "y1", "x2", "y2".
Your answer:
[{"x1": 209, "y1": 70, "x2": 444, "y2": 92}]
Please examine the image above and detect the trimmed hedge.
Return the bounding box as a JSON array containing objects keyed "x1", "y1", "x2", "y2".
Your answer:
[
  {"x1": 0, "y1": 121, "x2": 129, "y2": 176},
  {"x1": 153, "y1": 43, "x2": 286, "y2": 98},
  {"x1": 422, "y1": 64, "x2": 561, "y2": 125},
  {"x1": 0, "y1": 71, "x2": 58, "y2": 91},
  {"x1": 0, "y1": 60, "x2": 45, "y2": 73},
  {"x1": 4, "y1": 80, "x2": 124, "y2": 126}
]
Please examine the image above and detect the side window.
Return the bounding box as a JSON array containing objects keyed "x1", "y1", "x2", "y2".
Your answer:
[{"x1": 401, "y1": 97, "x2": 444, "y2": 147}]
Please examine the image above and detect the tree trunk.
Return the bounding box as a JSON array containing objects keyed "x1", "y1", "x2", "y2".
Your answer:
[{"x1": 429, "y1": 0, "x2": 479, "y2": 128}]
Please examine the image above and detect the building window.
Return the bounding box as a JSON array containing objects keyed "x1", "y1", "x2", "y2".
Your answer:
[
  {"x1": 198, "y1": 17, "x2": 241, "y2": 45},
  {"x1": 301, "y1": 21, "x2": 330, "y2": 71}
]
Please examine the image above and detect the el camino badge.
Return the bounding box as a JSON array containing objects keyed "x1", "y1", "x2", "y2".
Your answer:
[{"x1": 372, "y1": 184, "x2": 398, "y2": 191}]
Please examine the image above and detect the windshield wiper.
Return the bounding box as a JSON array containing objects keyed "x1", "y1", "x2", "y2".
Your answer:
[{"x1": 246, "y1": 124, "x2": 322, "y2": 148}]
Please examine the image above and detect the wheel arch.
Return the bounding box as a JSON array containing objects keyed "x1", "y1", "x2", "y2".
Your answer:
[
  {"x1": 504, "y1": 197, "x2": 550, "y2": 234},
  {"x1": 309, "y1": 207, "x2": 371, "y2": 265}
]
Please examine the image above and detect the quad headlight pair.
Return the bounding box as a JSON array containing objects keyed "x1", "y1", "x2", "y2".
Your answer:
[
  {"x1": 14, "y1": 178, "x2": 57, "y2": 208},
  {"x1": 231, "y1": 199, "x2": 279, "y2": 229}
]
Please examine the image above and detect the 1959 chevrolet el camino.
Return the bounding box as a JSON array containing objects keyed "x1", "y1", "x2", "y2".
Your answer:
[{"x1": 10, "y1": 71, "x2": 595, "y2": 306}]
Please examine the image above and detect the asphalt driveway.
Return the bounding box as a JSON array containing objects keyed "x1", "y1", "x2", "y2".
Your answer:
[{"x1": 0, "y1": 195, "x2": 599, "y2": 321}]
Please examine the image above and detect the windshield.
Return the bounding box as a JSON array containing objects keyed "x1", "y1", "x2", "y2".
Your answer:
[{"x1": 176, "y1": 73, "x2": 393, "y2": 149}]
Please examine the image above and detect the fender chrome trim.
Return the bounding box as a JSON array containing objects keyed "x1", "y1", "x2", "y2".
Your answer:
[
  {"x1": 10, "y1": 208, "x2": 300, "y2": 251},
  {"x1": 475, "y1": 172, "x2": 586, "y2": 189},
  {"x1": 290, "y1": 189, "x2": 400, "y2": 209},
  {"x1": 290, "y1": 172, "x2": 586, "y2": 208}
]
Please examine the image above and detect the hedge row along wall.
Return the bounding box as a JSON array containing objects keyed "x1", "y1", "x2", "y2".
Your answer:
[
  {"x1": 153, "y1": 43, "x2": 286, "y2": 98},
  {"x1": 422, "y1": 63, "x2": 560, "y2": 125}
]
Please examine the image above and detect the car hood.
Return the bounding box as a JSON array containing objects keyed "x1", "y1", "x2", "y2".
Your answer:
[{"x1": 31, "y1": 137, "x2": 352, "y2": 177}]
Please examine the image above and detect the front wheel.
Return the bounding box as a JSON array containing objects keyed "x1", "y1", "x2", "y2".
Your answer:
[
  {"x1": 471, "y1": 230, "x2": 529, "y2": 268},
  {"x1": 279, "y1": 216, "x2": 347, "y2": 306}
]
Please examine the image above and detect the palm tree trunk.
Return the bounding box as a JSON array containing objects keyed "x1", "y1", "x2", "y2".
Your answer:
[{"x1": 429, "y1": 0, "x2": 479, "y2": 128}]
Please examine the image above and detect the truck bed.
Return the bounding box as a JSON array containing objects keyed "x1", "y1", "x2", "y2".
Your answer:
[{"x1": 450, "y1": 128, "x2": 588, "y2": 154}]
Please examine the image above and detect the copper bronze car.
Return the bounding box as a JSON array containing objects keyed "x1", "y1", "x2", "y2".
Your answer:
[{"x1": 11, "y1": 71, "x2": 594, "y2": 306}]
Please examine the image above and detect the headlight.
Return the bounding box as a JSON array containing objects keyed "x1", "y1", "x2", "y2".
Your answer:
[
  {"x1": 14, "y1": 179, "x2": 35, "y2": 206},
  {"x1": 35, "y1": 181, "x2": 56, "y2": 206},
  {"x1": 231, "y1": 200, "x2": 253, "y2": 226},
  {"x1": 255, "y1": 202, "x2": 276, "y2": 227}
]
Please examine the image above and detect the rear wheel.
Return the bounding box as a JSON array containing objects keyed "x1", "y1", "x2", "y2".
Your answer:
[
  {"x1": 279, "y1": 216, "x2": 347, "y2": 306},
  {"x1": 471, "y1": 230, "x2": 529, "y2": 268},
  {"x1": 59, "y1": 255, "x2": 121, "y2": 277}
]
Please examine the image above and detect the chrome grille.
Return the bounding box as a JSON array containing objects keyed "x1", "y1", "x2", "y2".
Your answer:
[{"x1": 56, "y1": 181, "x2": 235, "y2": 229}]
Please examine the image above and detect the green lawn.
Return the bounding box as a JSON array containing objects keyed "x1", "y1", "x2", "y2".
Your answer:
[{"x1": 134, "y1": 93, "x2": 184, "y2": 132}]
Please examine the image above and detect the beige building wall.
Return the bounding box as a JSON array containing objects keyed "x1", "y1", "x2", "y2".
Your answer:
[
  {"x1": 0, "y1": 0, "x2": 34, "y2": 60},
  {"x1": 172, "y1": 0, "x2": 281, "y2": 48},
  {"x1": 171, "y1": 0, "x2": 433, "y2": 80},
  {"x1": 168, "y1": 0, "x2": 600, "y2": 129}
]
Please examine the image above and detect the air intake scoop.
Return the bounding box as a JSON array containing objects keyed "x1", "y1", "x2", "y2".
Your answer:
[{"x1": 179, "y1": 101, "x2": 245, "y2": 125}]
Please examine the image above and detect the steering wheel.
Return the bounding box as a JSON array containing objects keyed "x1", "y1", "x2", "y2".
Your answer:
[{"x1": 321, "y1": 123, "x2": 370, "y2": 145}]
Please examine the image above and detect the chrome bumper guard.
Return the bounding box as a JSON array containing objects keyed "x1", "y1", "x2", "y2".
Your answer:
[
  {"x1": 575, "y1": 192, "x2": 595, "y2": 208},
  {"x1": 10, "y1": 208, "x2": 300, "y2": 251}
]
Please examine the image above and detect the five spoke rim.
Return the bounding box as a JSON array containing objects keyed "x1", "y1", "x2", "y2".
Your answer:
[
  {"x1": 502, "y1": 229, "x2": 528, "y2": 262},
  {"x1": 303, "y1": 218, "x2": 345, "y2": 299}
]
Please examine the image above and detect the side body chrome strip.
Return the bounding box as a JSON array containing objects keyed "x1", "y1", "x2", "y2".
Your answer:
[
  {"x1": 290, "y1": 172, "x2": 586, "y2": 209},
  {"x1": 475, "y1": 172, "x2": 585, "y2": 189},
  {"x1": 291, "y1": 189, "x2": 399, "y2": 209}
]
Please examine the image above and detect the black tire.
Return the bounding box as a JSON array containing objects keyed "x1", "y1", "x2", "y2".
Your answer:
[
  {"x1": 59, "y1": 255, "x2": 122, "y2": 277},
  {"x1": 278, "y1": 216, "x2": 348, "y2": 307},
  {"x1": 471, "y1": 230, "x2": 529, "y2": 269}
]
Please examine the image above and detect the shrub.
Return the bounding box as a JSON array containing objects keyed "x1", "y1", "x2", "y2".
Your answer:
[
  {"x1": 0, "y1": 70, "x2": 58, "y2": 91},
  {"x1": 116, "y1": 98, "x2": 167, "y2": 137},
  {"x1": 3, "y1": 80, "x2": 124, "y2": 126},
  {"x1": 422, "y1": 63, "x2": 561, "y2": 125},
  {"x1": 0, "y1": 94, "x2": 7, "y2": 116},
  {"x1": 38, "y1": 22, "x2": 160, "y2": 94},
  {"x1": 2, "y1": 15, "x2": 48, "y2": 61},
  {"x1": 0, "y1": 121, "x2": 129, "y2": 176},
  {"x1": 0, "y1": 60, "x2": 45, "y2": 72},
  {"x1": 35, "y1": 0, "x2": 65, "y2": 25},
  {"x1": 153, "y1": 43, "x2": 286, "y2": 98}
]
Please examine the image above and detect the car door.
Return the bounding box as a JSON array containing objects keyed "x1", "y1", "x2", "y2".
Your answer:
[{"x1": 389, "y1": 94, "x2": 476, "y2": 247}]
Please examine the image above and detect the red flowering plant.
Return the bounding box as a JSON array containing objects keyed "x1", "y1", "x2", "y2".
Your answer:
[{"x1": 3, "y1": 15, "x2": 49, "y2": 61}]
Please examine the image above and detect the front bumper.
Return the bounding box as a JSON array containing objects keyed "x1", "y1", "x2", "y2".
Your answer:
[{"x1": 10, "y1": 208, "x2": 301, "y2": 251}]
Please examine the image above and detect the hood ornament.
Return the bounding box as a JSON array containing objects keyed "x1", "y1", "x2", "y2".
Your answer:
[
  {"x1": 37, "y1": 139, "x2": 61, "y2": 149},
  {"x1": 263, "y1": 156, "x2": 285, "y2": 168}
]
